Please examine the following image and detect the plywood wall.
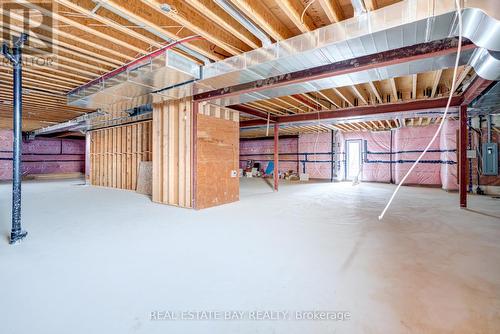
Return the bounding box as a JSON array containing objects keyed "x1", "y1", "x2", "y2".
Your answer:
[
  {"x1": 89, "y1": 121, "x2": 152, "y2": 190},
  {"x1": 195, "y1": 103, "x2": 240, "y2": 209},
  {"x1": 152, "y1": 98, "x2": 192, "y2": 208}
]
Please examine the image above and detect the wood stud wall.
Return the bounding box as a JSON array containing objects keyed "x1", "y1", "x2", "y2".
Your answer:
[
  {"x1": 152, "y1": 98, "x2": 192, "y2": 208},
  {"x1": 89, "y1": 121, "x2": 152, "y2": 190}
]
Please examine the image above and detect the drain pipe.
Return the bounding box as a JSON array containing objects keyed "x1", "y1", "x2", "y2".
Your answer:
[
  {"x1": 2, "y1": 33, "x2": 29, "y2": 244},
  {"x1": 92, "y1": 0, "x2": 211, "y2": 65},
  {"x1": 214, "y1": 0, "x2": 272, "y2": 47}
]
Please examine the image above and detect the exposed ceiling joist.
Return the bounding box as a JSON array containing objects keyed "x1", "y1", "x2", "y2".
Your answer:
[
  {"x1": 140, "y1": 0, "x2": 252, "y2": 55},
  {"x1": 183, "y1": 0, "x2": 261, "y2": 49},
  {"x1": 431, "y1": 69, "x2": 443, "y2": 98},
  {"x1": 276, "y1": 0, "x2": 315, "y2": 33},
  {"x1": 230, "y1": 0, "x2": 293, "y2": 41},
  {"x1": 317, "y1": 0, "x2": 344, "y2": 23}
]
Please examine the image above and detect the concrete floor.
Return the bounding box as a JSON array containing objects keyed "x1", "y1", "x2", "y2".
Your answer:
[{"x1": 0, "y1": 178, "x2": 499, "y2": 334}]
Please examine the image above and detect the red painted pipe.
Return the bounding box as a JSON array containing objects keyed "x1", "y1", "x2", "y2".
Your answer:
[
  {"x1": 68, "y1": 35, "x2": 204, "y2": 95},
  {"x1": 274, "y1": 123, "x2": 279, "y2": 191}
]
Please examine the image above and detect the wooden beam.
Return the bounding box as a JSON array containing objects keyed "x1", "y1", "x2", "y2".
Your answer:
[
  {"x1": 351, "y1": 85, "x2": 368, "y2": 105},
  {"x1": 91, "y1": 0, "x2": 223, "y2": 61},
  {"x1": 276, "y1": 0, "x2": 315, "y2": 33},
  {"x1": 332, "y1": 88, "x2": 353, "y2": 107},
  {"x1": 228, "y1": 105, "x2": 277, "y2": 121},
  {"x1": 300, "y1": 93, "x2": 329, "y2": 109},
  {"x1": 390, "y1": 78, "x2": 398, "y2": 101},
  {"x1": 316, "y1": 90, "x2": 340, "y2": 108},
  {"x1": 1, "y1": 9, "x2": 132, "y2": 64},
  {"x1": 412, "y1": 74, "x2": 417, "y2": 99},
  {"x1": 431, "y1": 69, "x2": 443, "y2": 98},
  {"x1": 230, "y1": 0, "x2": 293, "y2": 41},
  {"x1": 140, "y1": 0, "x2": 252, "y2": 55},
  {"x1": 455, "y1": 66, "x2": 471, "y2": 89},
  {"x1": 183, "y1": 0, "x2": 261, "y2": 49},
  {"x1": 18, "y1": 0, "x2": 147, "y2": 55},
  {"x1": 55, "y1": 0, "x2": 164, "y2": 50},
  {"x1": 364, "y1": 0, "x2": 378, "y2": 11},
  {"x1": 367, "y1": 82, "x2": 382, "y2": 103},
  {"x1": 3, "y1": 19, "x2": 122, "y2": 69},
  {"x1": 317, "y1": 0, "x2": 343, "y2": 23}
]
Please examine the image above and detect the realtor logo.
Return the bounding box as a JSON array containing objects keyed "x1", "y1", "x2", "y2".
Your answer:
[{"x1": 1, "y1": 0, "x2": 56, "y2": 57}]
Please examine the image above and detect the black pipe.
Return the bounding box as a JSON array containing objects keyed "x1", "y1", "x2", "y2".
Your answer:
[{"x1": 3, "y1": 34, "x2": 28, "y2": 244}]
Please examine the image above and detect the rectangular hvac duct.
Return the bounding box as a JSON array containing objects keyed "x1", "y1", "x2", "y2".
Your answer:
[{"x1": 67, "y1": 50, "x2": 200, "y2": 109}]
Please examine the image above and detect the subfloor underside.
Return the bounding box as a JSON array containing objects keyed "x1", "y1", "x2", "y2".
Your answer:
[{"x1": 0, "y1": 178, "x2": 499, "y2": 333}]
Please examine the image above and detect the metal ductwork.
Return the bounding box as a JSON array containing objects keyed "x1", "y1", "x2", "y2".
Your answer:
[
  {"x1": 60, "y1": 0, "x2": 500, "y2": 134},
  {"x1": 213, "y1": 0, "x2": 272, "y2": 47},
  {"x1": 67, "y1": 48, "x2": 200, "y2": 109},
  {"x1": 182, "y1": 0, "x2": 500, "y2": 105},
  {"x1": 468, "y1": 79, "x2": 500, "y2": 116},
  {"x1": 206, "y1": 47, "x2": 500, "y2": 106}
]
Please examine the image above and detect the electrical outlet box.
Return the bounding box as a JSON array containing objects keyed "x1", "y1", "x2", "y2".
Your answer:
[
  {"x1": 466, "y1": 149, "x2": 476, "y2": 159},
  {"x1": 482, "y1": 143, "x2": 498, "y2": 176}
]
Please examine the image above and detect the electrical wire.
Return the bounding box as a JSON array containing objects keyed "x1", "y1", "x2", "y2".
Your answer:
[
  {"x1": 301, "y1": 0, "x2": 318, "y2": 24},
  {"x1": 378, "y1": 0, "x2": 463, "y2": 220}
]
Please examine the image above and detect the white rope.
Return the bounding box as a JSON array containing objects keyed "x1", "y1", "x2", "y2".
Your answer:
[{"x1": 378, "y1": 0, "x2": 463, "y2": 220}]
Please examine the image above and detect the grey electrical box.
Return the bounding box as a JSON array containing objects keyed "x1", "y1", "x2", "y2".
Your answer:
[{"x1": 482, "y1": 143, "x2": 498, "y2": 176}]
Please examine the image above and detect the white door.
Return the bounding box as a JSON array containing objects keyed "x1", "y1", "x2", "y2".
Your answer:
[{"x1": 346, "y1": 140, "x2": 362, "y2": 180}]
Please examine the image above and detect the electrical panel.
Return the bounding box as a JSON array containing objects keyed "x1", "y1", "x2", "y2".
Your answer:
[{"x1": 482, "y1": 143, "x2": 498, "y2": 176}]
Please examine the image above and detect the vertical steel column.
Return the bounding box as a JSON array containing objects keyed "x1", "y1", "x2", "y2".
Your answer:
[
  {"x1": 2, "y1": 34, "x2": 28, "y2": 244},
  {"x1": 274, "y1": 123, "x2": 279, "y2": 191},
  {"x1": 459, "y1": 105, "x2": 467, "y2": 208}
]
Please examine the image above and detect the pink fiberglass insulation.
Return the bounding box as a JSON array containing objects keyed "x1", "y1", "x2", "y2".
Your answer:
[
  {"x1": 298, "y1": 133, "x2": 333, "y2": 179},
  {"x1": 239, "y1": 122, "x2": 459, "y2": 188},
  {"x1": 342, "y1": 131, "x2": 392, "y2": 183},
  {"x1": 440, "y1": 120, "x2": 459, "y2": 190},
  {"x1": 0, "y1": 129, "x2": 85, "y2": 180},
  {"x1": 394, "y1": 125, "x2": 442, "y2": 186},
  {"x1": 239, "y1": 137, "x2": 298, "y2": 174}
]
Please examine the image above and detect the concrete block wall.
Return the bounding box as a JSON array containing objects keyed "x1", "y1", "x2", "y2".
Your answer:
[{"x1": 0, "y1": 129, "x2": 85, "y2": 180}]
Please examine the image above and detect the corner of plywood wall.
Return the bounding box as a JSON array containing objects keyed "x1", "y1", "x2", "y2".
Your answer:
[
  {"x1": 195, "y1": 103, "x2": 240, "y2": 209},
  {"x1": 152, "y1": 99, "x2": 240, "y2": 210}
]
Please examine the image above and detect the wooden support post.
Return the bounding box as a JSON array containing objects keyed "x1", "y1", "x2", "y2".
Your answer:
[
  {"x1": 85, "y1": 131, "x2": 91, "y2": 185},
  {"x1": 274, "y1": 123, "x2": 279, "y2": 191},
  {"x1": 192, "y1": 101, "x2": 199, "y2": 208},
  {"x1": 459, "y1": 104, "x2": 467, "y2": 208}
]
